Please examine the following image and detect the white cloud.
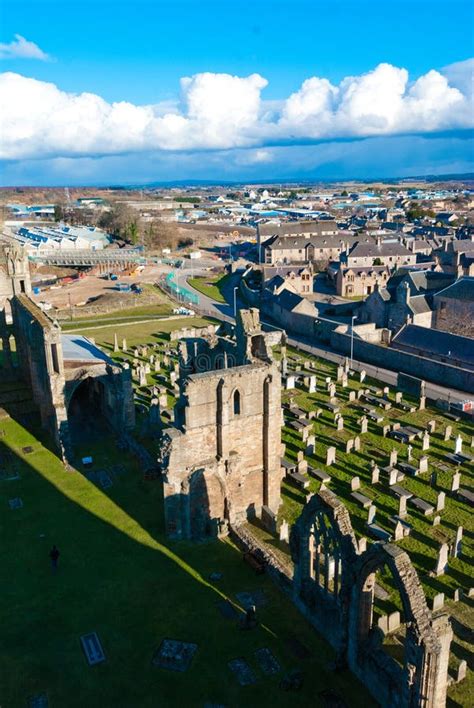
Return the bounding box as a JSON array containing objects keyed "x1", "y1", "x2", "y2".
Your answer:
[
  {"x1": 0, "y1": 60, "x2": 472, "y2": 161},
  {"x1": 0, "y1": 34, "x2": 50, "y2": 61}
]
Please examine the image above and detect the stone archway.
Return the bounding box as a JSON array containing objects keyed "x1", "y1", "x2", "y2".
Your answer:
[
  {"x1": 348, "y1": 543, "x2": 452, "y2": 708},
  {"x1": 290, "y1": 489, "x2": 359, "y2": 654},
  {"x1": 66, "y1": 375, "x2": 107, "y2": 445}
]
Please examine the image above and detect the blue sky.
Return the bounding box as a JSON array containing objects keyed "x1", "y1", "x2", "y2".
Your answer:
[{"x1": 0, "y1": 0, "x2": 473, "y2": 184}]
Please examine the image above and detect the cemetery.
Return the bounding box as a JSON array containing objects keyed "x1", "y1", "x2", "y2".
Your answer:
[{"x1": 0, "y1": 307, "x2": 472, "y2": 707}]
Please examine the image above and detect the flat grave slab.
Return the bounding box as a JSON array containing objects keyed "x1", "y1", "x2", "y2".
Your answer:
[
  {"x1": 0, "y1": 466, "x2": 20, "y2": 481},
  {"x1": 8, "y1": 497, "x2": 23, "y2": 510},
  {"x1": 80, "y1": 632, "x2": 105, "y2": 665},
  {"x1": 367, "y1": 524, "x2": 392, "y2": 542},
  {"x1": 398, "y1": 462, "x2": 419, "y2": 477},
  {"x1": 374, "y1": 583, "x2": 390, "y2": 601},
  {"x1": 308, "y1": 467, "x2": 331, "y2": 483},
  {"x1": 281, "y1": 458, "x2": 296, "y2": 473},
  {"x1": 27, "y1": 693, "x2": 48, "y2": 708},
  {"x1": 457, "y1": 488, "x2": 474, "y2": 507},
  {"x1": 254, "y1": 647, "x2": 281, "y2": 675},
  {"x1": 410, "y1": 497, "x2": 434, "y2": 516},
  {"x1": 351, "y1": 492, "x2": 372, "y2": 508},
  {"x1": 287, "y1": 471, "x2": 310, "y2": 490},
  {"x1": 152, "y1": 639, "x2": 198, "y2": 672},
  {"x1": 391, "y1": 485, "x2": 413, "y2": 499},
  {"x1": 228, "y1": 658, "x2": 257, "y2": 686},
  {"x1": 217, "y1": 600, "x2": 240, "y2": 620},
  {"x1": 235, "y1": 590, "x2": 267, "y2": 610}
]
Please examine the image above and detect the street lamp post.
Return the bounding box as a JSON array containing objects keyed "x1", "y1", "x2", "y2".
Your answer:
[
  {"x1": 350, "y1": 315, "x2": 357, "y2": 370},
  {"x1": 234, "y1": 286, "x2": 239, "y2": 318}
]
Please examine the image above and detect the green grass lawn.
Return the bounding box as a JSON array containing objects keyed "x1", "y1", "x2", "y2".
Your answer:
[
  {"x1": 188, "y1": 273, "x2": 229, "y2": 303},
  {"x1": 0, "y1": 415, "x2": 373, "y2": 708},
  {"x1": 65, "y1": 316, "x2": 216, "y2": 345}
]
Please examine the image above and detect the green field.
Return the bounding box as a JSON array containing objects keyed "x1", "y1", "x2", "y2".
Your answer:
[
  {"x1": 188, "y1": 273, "x2": 229, "y2": 303},
  {"x1": 0, "y1": 418, "x2": 372, "y2": 708}
]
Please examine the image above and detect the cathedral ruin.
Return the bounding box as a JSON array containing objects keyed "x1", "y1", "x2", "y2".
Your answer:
[
  {"x1": 160, "y1": 308, "x2": 283, "y2": 540},
  {"x1": 0, "y1": 243, "x2": 135, "y2": 459}
]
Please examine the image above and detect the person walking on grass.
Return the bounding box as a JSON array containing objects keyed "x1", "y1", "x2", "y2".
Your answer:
[{"x1": 49, "y1": 545, "x2": 60, "y2": 573}]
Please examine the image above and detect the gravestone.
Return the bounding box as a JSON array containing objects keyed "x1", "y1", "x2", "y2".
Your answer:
[
  {"x1": 432, "y1": 593, "x2": 445, "y2": 611},
  {"x1": 422, "y1": 432, "x2": 430, "y2": 451},
  {"x1": 353, "y1": 436, "x2": 361, "y2": 452},
  {"x1": 444, "y1": 425, "x2": 452, "y2": 441},
  {"x1": 345, "y1": 439, "x2": 354, "y2": 454},
  {"x1": 279, "y1": 520, "x2": 289, "y2": 543},
  {"x1": 389, "y1": 449, "x2": 397, "y2": 467},
  {"x1": 427, "y1": 419, "x2": 436, "y2": 434},
  {"x1": 418, "y1": 456, "x2": 428, "y2": 474},
  {"x1": 436, "y1": 491, "x2": 445, "y2": 512},
  {"x1": 398, "y1": 495, "x2": 407, "y2": 518},
  {"x1": 348, "y1": 390, "x2": 356, "y2": 402},
  {"x1": 337, "y1": 416, "x2": 344, "y2": 431},
  {"x1": 8, "y1": 498, "x2": 23, "y2": 510},
  {"x1": 388, "y1": 468, "x2": 398, "y2": 486},
  {"x1": 359, "y1": 369, "x2": 366, "y2": 383},
  {"x1": 337, "y1": 365, "x2": 344, "y2": 382},
  {"x1": 286, "y1": 375, "x2": 295, "y2": 390},
  {"x1": 432, "y1": 515, "x2": 441, "y2": 526},
  {"x1": 254, "y1": 647, "x2": 281, "y2": 676},
  {"x1": 308, "y1": 376, "x2": 316, "y2": 393},
  {"x1": 326, "y1": 447, "x2": 336, "y2": 466},
  {"x1": 152, "y1": 639, "x2": 198, "y2": 672},
  {"x1": 371, "y1": 466, "x2": 380, "y2": 484},
  {"x1": 351, "y1": 476, "x2": 360, "y2": 491},
  {"x1": 228, "y1": 658, "x2": 257, "y2": 686},
  {"x1": 388, "y1": 611, "x2": 400, "y2": 632},
  {"x1": 453, "y1": 588, "x2": 461, "y2": 602},
  {"x1": 454, "y1": 434, "x2": 463, "y2": 455},
  {"x1": 113, "y1": 333, "x2": 119, "y2": 352},
  {"x1": 456, "y1": 660, "x2": 467, "y2": 683},
  {"x1": 434, "y1": 543, "x2": 449, "y2": 576},
  {"x1": 394, "y1": 520, "x2": 404, "y2": 541},
  {"x1": 328, "y1": 383, "x2": 336, "y2": 399},
  {"x1": 341, "y1": 373, "x2": 348, "y2": 388},
  {"x1": 452, "y1": 526, "x2": 463, "y2": 558},
  {"x1": 139, "y1": 367, "x2": 147, "y2": 387},
  {"x1": 305, "y1": 435, "x2": 315, "y2": 456},
  {"x1": 395, "y1": 391, "x2": 402, "y2": 404},
  {"x1": 419, "y1": 395, "x2": 426, "y2": 410},
  {"x1": 367, "y1": 505, "x2": 376, "y2": 524},
  {"x1": 407, "y1": 444, "x2": 413, "y2": 462},
  {"x1": 451, "y1": 471, "x2": 461, "y2": 492},
  {"x1": 360, "y1": 416, "x2": 368, "y2": 434},
  {"x1": 80, "y1": 632, "x2": 106, "y2": 665}
]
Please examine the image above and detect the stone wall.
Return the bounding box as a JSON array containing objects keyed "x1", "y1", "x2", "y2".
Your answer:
[{"x1": 330, "y1": 327, "x2": 474, "y2": 393}]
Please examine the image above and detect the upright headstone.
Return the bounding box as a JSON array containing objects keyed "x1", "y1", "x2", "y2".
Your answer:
[
  {"x1": 444, "y1": 425, "x2": 452, "y2": 441},
  {"x1": 279, "y1": 520, "x2": 289, "y2": 543},
  {"x1": 432, "y1": 593, "x2": 445, "y2": 611},
  {"x1": 456, "y1": 660, "x2": 467, "y2": 683},
  {"x1": 351, "y1": 476, "x2": 360, "y2": 491},
  {"x1": 359, "y1": 369, "x2": 366, "y2": 383},
  {"x1": 419, "y1": 395, "x2": 426, "y2": 410},
  {"x1": 394, "y1": 521, "x2": 404, "y2": 541},
  {"x1": 360, "y1": 416, "x2": 368, "y2": 434},
  {"x1": 367, "y1": 505, "x2": 376, "y2": 524},
  {"x1": 358, "y1": 537, "x2": 367, "y2": 553},
  {"x1": 407, "y1": 444, "x2": 413, "y2": 462},
  {"x1": 427, "y1": 420, "x2": 436, "y2": 434},
  {"x1": 451, "y1": 471, "x2": 461, "y2": 492},
  {"x1": 398, "y1": 495, "x2": 407, "y2": 518},
  {"x1": 422, "y1": 432, "x2": 430, "y2": 451},
  {"x1": 337, "y1": 416, "x2": 344, "y2": 431},
  {"x1": 122, "y1": 337, "x2": 127, "y2": 352},
  {"x1": 434, "y1": 543, "x2": 449, "y2": 576},
  {"x1": 454, "y1": 434, "x2": 463, "y2": 455},
  {"x1": 389, "y1": 449, "x2": 398, "y2": 467},
  {"x1": 326, "y1": 447, "x2": 336, "y2": 466},
  {"x1": 371, "y1": 466, "x2": 380, "y2": 484},
  {"x1": 113, "y1": 333, "x2": 119, "y2": 352},
  {"x1": 436, "y1": 491, "x2": 445, "y2": 512},
  {"x1": 418, "y1": 456, "x2": 428, "y2": 474},
  {"x1": 452, "y1": 526, "x2": 463, "y2": 558}
]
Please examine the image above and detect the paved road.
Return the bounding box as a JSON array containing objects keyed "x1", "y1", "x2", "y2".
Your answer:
[{"x1": 183, "y1": 274, "x2": 472, "y2": 405}]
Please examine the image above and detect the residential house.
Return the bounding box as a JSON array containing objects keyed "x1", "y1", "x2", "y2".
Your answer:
[{"x1": 433, "y1": 276, "x2": 474, "y2": 338}]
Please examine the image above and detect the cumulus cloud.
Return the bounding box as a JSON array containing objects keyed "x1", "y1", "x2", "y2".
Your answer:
[
  {"x1": 0, "y1": 34, "x2": 50, "y2": 61},
  {"x1": 0, "y1": 60, "x2": 472, "y2": 161}
]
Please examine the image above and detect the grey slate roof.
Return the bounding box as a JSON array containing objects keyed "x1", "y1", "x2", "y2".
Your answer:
[
  {"x1": 391, "y1": 325, "x2": 474, "y2": 368},
  {"x1": 259, "y1": 220, "x2": 339, "y2": 238},
  {"x1": 434, "y1": 277, "x2": 474, "y2": 302}
]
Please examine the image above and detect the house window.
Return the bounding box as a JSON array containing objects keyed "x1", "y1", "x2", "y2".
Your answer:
[
  {"x1": 233, "y1": 390, "x2": 241, "y2": 416},
  {"x1": 19, "y1": 280, "x2": 26, "y2": 293}
]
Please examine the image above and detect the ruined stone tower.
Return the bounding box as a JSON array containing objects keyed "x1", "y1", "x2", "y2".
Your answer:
[{"x1": 160, "y1": 309, "x2": 283, "y2": 540}]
